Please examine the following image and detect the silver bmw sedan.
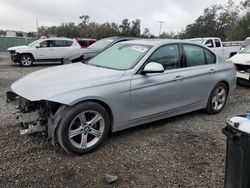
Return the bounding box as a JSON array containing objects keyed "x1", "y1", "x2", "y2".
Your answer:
[{"x1": 7, "y1": 39, "x2": 237, "y2": 154}]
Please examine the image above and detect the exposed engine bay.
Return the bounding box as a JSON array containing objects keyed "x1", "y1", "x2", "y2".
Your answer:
[{"x1": 6, "y1": 91, "x2": 63, "y2": 144}]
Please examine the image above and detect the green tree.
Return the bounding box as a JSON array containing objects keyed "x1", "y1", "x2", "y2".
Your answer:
[
  {"x1": 226, "y1": 13, "x2": 250, "y2": 40},
  {"x1": 142, "y1": 28, "x2": 150, "y2": 38},
  {"x1": 241, "y1": 0, "x2": 250, "y2": 8},
  {"x1": 179, "y1": 0, "x2": 240, "y2": 40},
  {"x1": 159, "y1": 31, "x2": 177, "y2": 39},
  {"x1": 119, "y1": 19, "x2": 131, "y2": 36},
  {"x1": 130, "y1": 19, "x2": 141, "y2": 37},
  {"x1": 79, "y1": 15, "x2": 90, "y2": 26}
]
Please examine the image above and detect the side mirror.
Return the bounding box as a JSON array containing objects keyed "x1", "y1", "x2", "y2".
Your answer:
[
  {"x1": 141, "y1": 62, "x2": 164, "y2": 74},
  {"x1": 206, "y1": 43, "x2": 213, "y2": 48},
  {"x1": 35, "y1": 44, "x2": 41, "y2": 48}
]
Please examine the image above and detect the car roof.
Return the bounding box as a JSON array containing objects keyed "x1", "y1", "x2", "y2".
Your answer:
[
  {"x1": 188, "y1": 37, "x2": 220, "y2": 40},
  {"x1": 77, "y1": 38, "x2": 97, "y2": 41},
  {"x1": 120, "y1": 39, "x2": 194, "y2": 46},
  {"x1": 102, "y1": 36, "x2": 138, "y2": 41},
  {"x1": 43, "y1": 37, "x2": 74, "y2": 41}
]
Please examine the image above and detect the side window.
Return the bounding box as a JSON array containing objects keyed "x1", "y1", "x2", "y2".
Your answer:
[
  {"x1": 214, "y1": 39, "x2": 221, "y2": 47},
  {"x1": 205, "y1": 49, "x2": 216, "y2": 64},
  {"x1": 47, "y1": 40, "x2": 56, "y2": 47},
  {"x1": 205, "y1": 40, "x2": 214, "y2": 48},
  {"x1": 183, "y1": 45, "x2": 206, "y2": 67},
  {"x1": 40, "y1": 40, "x2": 49, "y2": 48},
  {"x1": 66, "y1": 40, "x2": 73, "y2": 46},
  {"x1": 55, "y1": 40, "x2": 67, "y2": 47},
  {"x1": 147, "y1": 44, "x2": 180, "y2": 70}
]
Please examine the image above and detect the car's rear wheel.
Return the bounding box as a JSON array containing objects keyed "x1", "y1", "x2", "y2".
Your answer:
[
  {"x1": 57, "y1": 102, "x2": 110, "y2": 154},
  {"x1": 19, "y1": 54, "x2": 33, "y2": 67},
  {"x1": 206, "y1": 82, "x2": 228, "y2": 114}
]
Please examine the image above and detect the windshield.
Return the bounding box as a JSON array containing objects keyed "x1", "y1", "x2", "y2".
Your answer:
[
  {"x1": 28, "y1": 39, "x2": 43, "y2": 47},
  {"x1": 88, "y1": 38, "x2": 115, "y2": 49},
  {"x1": 87, "y1": 43, "x2": 152, "y2": 70},
  {"x1": 240, "y1": 45, "x2": 250, "y2": 54},
  {"x1": 188, "y1": 39, "x2": 204, "y2": 44}
]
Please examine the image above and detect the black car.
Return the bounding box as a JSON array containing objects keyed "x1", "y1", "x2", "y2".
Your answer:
[{"x1": 70, "y1": 36, "x2": 136, "y2": 62}]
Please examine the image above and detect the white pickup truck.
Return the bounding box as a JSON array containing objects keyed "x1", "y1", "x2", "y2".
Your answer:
[{"x1": 188, "y1": 37, "x2": 241, "y2": 59}]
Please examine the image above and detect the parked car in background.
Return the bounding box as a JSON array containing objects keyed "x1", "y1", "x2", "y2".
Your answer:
[
  {"x1": 7, "y1": 39, "x2": 236, "y2": 154},
  {"x1": 188, "y1": 37, "x2": 241, "y2": 59},
  {"x1": 229, "y1": 45, "x2": 250, "y2": 85},
  {"x1": 7, "y1": 38, "x2": 81, "y2": 67},
  {"x1": 69, "y1": 36, "x2": 136, "y2": 62},
  {"x1": 76, "y1": 38, "x2": 97, "y2": 48}
]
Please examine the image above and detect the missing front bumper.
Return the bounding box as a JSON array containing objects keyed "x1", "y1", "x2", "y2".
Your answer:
[{"x1": 6, "y1": 91, "x2": 47, "y2": 135}]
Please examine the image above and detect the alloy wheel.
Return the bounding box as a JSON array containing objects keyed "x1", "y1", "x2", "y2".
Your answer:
[
  {"x1": 211, "y1": 86, "x2": 226, "y2": 111},
  {"x1": 68, "y1": 110, "x2": 104, "y2": 149},
  {"x1": 21, "y1": 56, "x2": 32, "y2": 66}
]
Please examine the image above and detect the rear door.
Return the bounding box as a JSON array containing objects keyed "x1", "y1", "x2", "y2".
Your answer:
[
  {"x1": 53, "y1": 40, "x2": 73, "y2": 59},
  {"x1": 180, "y1": 44, "x2": 218, "y2": 105}
]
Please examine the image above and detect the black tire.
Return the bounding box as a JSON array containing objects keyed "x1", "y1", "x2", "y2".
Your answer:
[
  {"x1": 205, "y1": 82, "x2": 228, "y2": 114},
  {"x1": 57, "y1": 102, "x2": 110, "y2": 154},
  {"x1": 19, "y1": 54, "x2": 33, "y2": 67}
]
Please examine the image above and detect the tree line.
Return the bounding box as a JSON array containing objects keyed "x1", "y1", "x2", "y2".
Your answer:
[{"x1": 38, "y1": 0, "x2": 250, "y2": 41}]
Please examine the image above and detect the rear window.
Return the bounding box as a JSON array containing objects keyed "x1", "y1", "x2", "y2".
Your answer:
[
  {"x1": 66, "y1": 40, "x2": 73, "y2": 46},
  {"x1": 204, "y1": 49, "x2": 216, "y2": 64},
  {"x1": 184, "y1": 45, "x2": 216, "y2": 67},
  {"x1": 184, "y1": 45, "x2": 207, "y2": 67}
]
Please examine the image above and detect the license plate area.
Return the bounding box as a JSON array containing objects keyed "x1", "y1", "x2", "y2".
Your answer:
[{"x1": 237, "y1": 71, "x2": 250, "y2": 80}]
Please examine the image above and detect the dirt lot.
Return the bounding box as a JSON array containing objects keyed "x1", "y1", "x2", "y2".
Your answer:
[{"x1": 0, "y1": 52, "x2": 249, "y2": 188}]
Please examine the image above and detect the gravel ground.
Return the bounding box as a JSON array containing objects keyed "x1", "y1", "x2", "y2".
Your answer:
[{"x1": 0, "y1": 52, "x2": 249, "y2": 187}]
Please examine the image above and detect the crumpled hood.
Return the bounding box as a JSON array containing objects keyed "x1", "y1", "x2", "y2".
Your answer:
[
  {"x1": 230, "y1": 53, "x2": 250, "y2": 64},
  {"x1": 11, "y1": 63, "x2": 124, "y2": 101},
  {"x1": 7, "y1": 45, "x2": 29, "y2": 51}
]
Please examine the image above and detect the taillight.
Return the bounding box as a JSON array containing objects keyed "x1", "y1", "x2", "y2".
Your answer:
[{"x1": 233, "y1": 64, "x2": 237, "y2": 71}]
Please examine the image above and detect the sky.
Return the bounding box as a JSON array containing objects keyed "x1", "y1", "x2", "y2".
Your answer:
[{"x1": 0, "y1": 0, "x2": 242, "y2": 35}]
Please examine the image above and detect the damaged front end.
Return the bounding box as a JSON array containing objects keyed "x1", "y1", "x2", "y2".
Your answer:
[
  {"x1": 235, "y1": 63, "x2": 250, "y2": 82},
  {"x1": 6, "y1": 91, "x2": 64, "y2": 144}
]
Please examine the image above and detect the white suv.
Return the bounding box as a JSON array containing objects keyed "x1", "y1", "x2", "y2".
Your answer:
[{"x1": 7, "y1": 38, "x2": 81, "y2": 67}]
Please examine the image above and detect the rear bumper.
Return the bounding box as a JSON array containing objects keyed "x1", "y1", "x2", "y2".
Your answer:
[{"x1": 237, "y1": 71, "x2": 250, "y2": 81}]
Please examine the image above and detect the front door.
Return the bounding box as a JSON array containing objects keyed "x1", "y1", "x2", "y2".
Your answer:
[
  {"x1": 34, "y1": 40, "x2": 56, "y2": 60},
  {"x1": 130, "y1": 44, "x2": 186, "y2": 120}
]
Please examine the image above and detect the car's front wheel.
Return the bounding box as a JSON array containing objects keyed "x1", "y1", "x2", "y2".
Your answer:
[
  {"x1": 206, "y1": 82, "x2": 228, "y2": 114},
  {"x1": 57, "y1": 102, "x2": 110, "y2": 154},
  {"x1": 19, "y1": 54, "x2": 33, "y2": 67}
]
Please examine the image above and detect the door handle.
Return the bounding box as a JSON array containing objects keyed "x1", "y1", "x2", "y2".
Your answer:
[
  {"x1": 175, "y1": 75, "x2": 184, "y2": 81},
  {"x1": 209, "y1": 68, "x2": 217, "y2": 73}
]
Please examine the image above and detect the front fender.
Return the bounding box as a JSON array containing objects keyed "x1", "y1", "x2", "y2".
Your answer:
[
  {"x1": 45, "y1": 82, "x2": 131, "y2": 126},
  {"x1": 46, "y1": 92, "x2": 112, "y2": 107}
]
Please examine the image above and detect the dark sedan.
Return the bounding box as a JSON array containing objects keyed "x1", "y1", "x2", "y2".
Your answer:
[{"x1": 69, "y1": 36, "x2": 136, "y2": 62}]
